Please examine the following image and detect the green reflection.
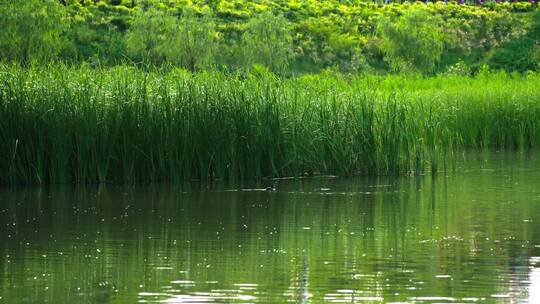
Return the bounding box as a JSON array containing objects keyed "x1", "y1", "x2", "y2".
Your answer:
[{"x1": 1, "y1": 152, "x2": 540, "y2": 303}]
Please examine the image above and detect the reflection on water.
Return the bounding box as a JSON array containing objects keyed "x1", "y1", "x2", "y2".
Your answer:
[
  {"x1": 1, "y1": 151, "x2": 540, "y2": 303},
  {"x1": 528, "y1": 263, "x2": 540, "y2": 304}
]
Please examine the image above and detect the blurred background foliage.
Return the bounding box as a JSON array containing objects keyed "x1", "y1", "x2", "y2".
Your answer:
[{"x1": 1, "y1": 0, "x2": 539, "y2": 75}]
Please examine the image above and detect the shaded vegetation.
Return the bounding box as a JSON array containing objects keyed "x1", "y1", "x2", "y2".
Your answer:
[{"x1": 488, "y1": 12, "x2": 540, "y2": 71}]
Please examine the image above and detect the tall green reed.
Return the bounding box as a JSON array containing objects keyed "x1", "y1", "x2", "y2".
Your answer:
[{"x1": 1, "y1": 64, "x2": 539, "y2": 184}]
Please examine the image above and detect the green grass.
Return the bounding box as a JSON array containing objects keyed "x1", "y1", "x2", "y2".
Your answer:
[{"x1": 1, "y1": 64, "x2": 539, "y2": 184}]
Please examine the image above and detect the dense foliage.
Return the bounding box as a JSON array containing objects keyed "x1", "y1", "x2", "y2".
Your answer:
[
  {"x1": 1, "y1": 65, "x2": 540, "y2": 184},
  {"x1": 2, "y1": 1, "x2": 540, "y2": 184},
  {"x1": 1, "y1": 0, "x2": 539, "y2": 73}
]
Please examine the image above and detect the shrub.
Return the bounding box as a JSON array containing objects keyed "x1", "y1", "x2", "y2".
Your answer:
[
  {"x1": 488, "y1": 12, "x2": 540, "y2": 72},
  {"x1": 0, "y1": 0, "x2": 67, "y2": 65},
  {"x1": 126, "y1": 7, "x2": 218, "y2": 70},
  {"x1": 125, "y1": 8, "x2": 174, "y2": 66},
  {"x1": 444, "y1": 60, "x2": 472, "y2": 76},
  {"x1": 162, "y1": 9, "x2": 219, "y2": 72},
  {"x1": 296, "y1": 17, "x2": 366, "y2": 71},
  {"x1": 378, "y1": 8, "x2": 445, "y2": 73},
  {"x1": 241, "y1": 12, "x2": 294, "y2": 73}
]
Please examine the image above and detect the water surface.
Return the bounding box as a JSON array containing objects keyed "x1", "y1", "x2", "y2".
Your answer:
[{"x1": 1, "y1": 152, "x2": 540, "y2": 303}]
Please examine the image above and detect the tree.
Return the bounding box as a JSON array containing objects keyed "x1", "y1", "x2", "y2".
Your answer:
[
  {"x1": 297, "y1": 17, "x2": 366, "y2": 72},
  {"x1": 377, "y1": 9, "x2": 444, "y2": 74},
  {"x1": 126, "y1": 7, "x2": 218, "y2": 71},
  {"x1": 0, "y1": 0, "x2": 66, "y2": 65},
  {"x1": 125, "y1": 8, "x2": 175, "y2": 66},
  {"x1": 241, "y1": 12, "x2": 294, "y2": 73},
  {"x1": 163, "y1": 9, "x2": 219, "y2": 72}
]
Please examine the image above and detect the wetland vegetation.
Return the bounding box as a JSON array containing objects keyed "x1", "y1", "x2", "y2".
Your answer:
[
  {"x1": 2, "y1": 1, "x2": 540, "y2": 303},
  {"x1": 2, "y1": 1, "x2": 540, "y2": 185},
  {"x1": 2, "y1": 65, "x2": 540, "y2": 184}
]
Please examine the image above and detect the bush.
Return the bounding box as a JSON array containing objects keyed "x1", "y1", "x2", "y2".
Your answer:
[
  {"x1": 444, "y1": 60, "x2": 472, "y2": 76},
  {"x1": 377, "y1": 8, "x2": 445, "y2": 73},
  {"x1": 0, "y1": 0, "x2": 66, "y2": 65},
  {"x1": 241, "y1": 12, "x2": 294, "y2": 73},
  {"x1": 126, "y1": 7, "x2": 218, "y2": 71},
  {"x1": 488, "y1": 12, "x2": 540, "y2": 72},
  {"x1": 125, "y1": 8, "x2": 173, "y2": 66},
  {"x1": 163, "y1": 9, "x2": 219, "y2": 72},
  {"x1": 296, "y1": 17, "x2": 366, "y2": 72}
]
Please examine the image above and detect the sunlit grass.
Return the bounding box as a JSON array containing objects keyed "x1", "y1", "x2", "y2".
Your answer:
[{"x1": 1, "y1": 64, "x2": 539, "y2": 184}]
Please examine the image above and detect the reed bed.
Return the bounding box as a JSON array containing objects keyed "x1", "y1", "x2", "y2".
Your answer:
[{"x1": 1, "y1": 65, "x2": 539, "y2": 184}]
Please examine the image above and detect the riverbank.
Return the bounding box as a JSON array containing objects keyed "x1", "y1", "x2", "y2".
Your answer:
[{"x1": 1, "y1": 65, "x2": 539, "y2": 184}]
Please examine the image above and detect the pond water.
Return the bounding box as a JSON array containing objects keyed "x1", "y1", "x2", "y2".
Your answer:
[{"x1": 1, "y1": 152, "x2": 540, "y2": 303}]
